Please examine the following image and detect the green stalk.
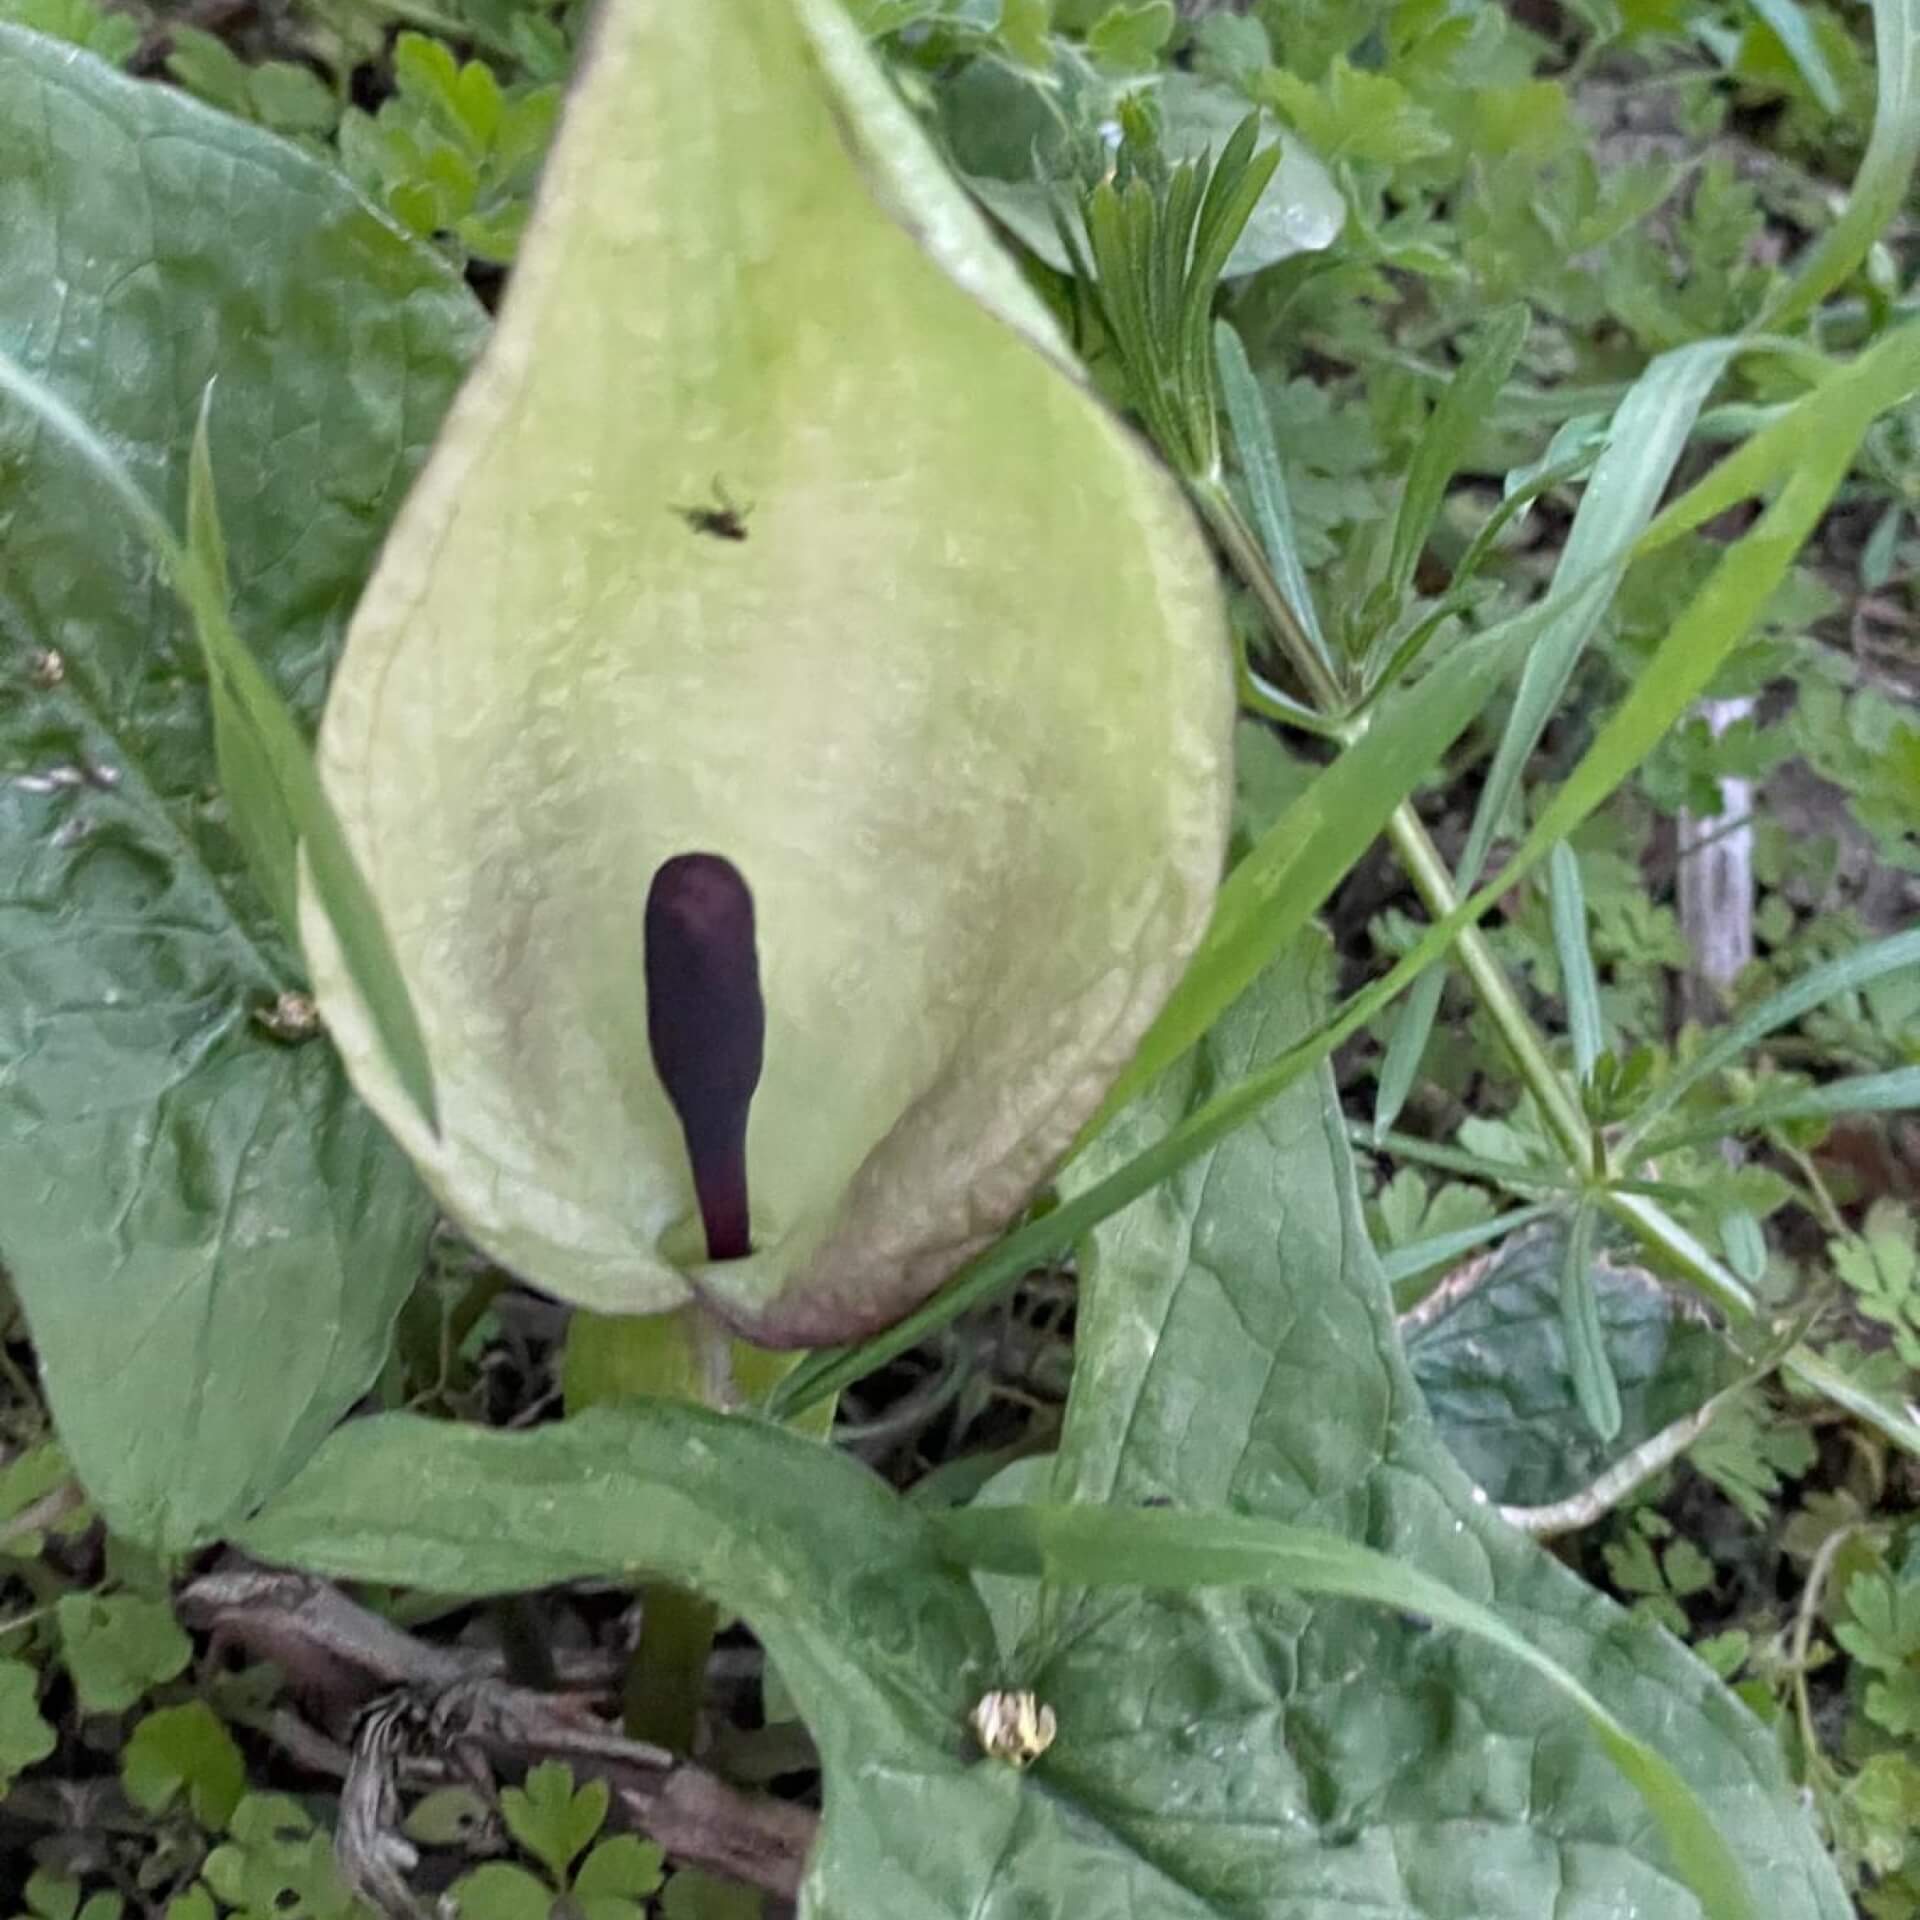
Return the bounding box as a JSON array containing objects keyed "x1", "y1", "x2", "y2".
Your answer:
[
  {"x1": 1379, "y1": 798, "x2": 1596, "y2": 1173},
  {"x1": 626, "y1": 1585, "x2": 721, "y2": 1753},
  {"x1": 1194, "y1": 445, "x2": 1920, "y2": 1455},
  {"x1": 566, "y1": 1306, "x2": 739, "y2": 1751},
  {"x1": 1195, "y1": 480, "x2": 1595, "y2": 1170},
  {"x1": 1187, "y1": 478, "x2": 1783, "y2": 1327},
  {"x1": 1193, "y1": 479, "x2": 1344, "y2": 714}
]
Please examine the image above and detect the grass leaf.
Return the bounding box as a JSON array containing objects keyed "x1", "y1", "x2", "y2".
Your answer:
[
  {"x1": 1215, "y1": 319, "x2": 1333, "y2": 671},
  {"x1": 1643, "y1": 1067, "x2": 1920, "y2": 1156},
  {"x1": 1620, "y1": 925, "x2": 1920, "y2": 1155},
  {"x1": 1549, "y1": 842, "x2": 1606, "y2": 1084},
  {"x1": 1385, "y1": 304, "x2": 1529, "y2": 606},
  {"x1": 1373, "y1": 340, "x2": 1747, "y2": 1132},
  {"x1": 1559, "y1": 1201, "x2": 1622, "y2": 1439},
  {"x1": 1762, "y1": 0, "x2": 1920, "y2": 325}
]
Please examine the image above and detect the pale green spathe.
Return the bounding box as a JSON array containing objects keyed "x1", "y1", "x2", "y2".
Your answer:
[{"x1": 305, "y1": 0, "x2": 1232, "y2": 1343}]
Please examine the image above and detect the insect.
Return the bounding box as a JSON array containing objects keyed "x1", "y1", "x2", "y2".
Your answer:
[
  {"x1": 969, "y1": 1690, "x2": 1057, "y2": 1769},
  {"x1": 672, "y1": 477, "x2": 752, "y2": 542}
]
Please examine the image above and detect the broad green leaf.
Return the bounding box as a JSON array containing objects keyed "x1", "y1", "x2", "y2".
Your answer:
[
  {"x1": 659, "y1": 1875, "x2": 761, "y2": 1920},
  {"x1": 25, "y1": 1871, "x2": 79, "y2": 1920},
  {"x1": 573, "y1": 1837, "x2": 666, "y2": 1903},
  {"x1": 0, "y1": 25, "x2": 479, "y2": 1546},
  {"x1": 122, "y1": 1700, "x2": 247, "y2": 1829},
  {"x1": 1043, "y1": 941, "x2": 1848, "y2": 1919},
  {"x1": 407, "y1": 1786, "x2": 493, "y2": 1847},
  {"x1": 0, "y1": 0, "x2": 137, "y2": 60},
  {"x1": 242, "y1": 1384, "x2": 1765, "y2": 1918},
  {"x1": 203, "y1": 1794, "x2": 359, "y2": 1915},
  {"x1": 1258, "y1": 55, "x2": 1451, "y2": 167},
  {"x1": 503, "y1": 1761, "x2": 607, "y2": 1883},
  {"x1": 1085, "y1": 0, "x2": 1173, "y2": 71},
  {"x1": 0, "y1": 350, "x2": 442, "y2": 1134},
  {"x1": 451, "y1": 1864, "x2": 553, "y2": 1920},
  {"x1": 933, "y1": 1503, "x2": 1749, "y2": 1918},
  {"x1": 1762, "y1": 0, "x2": 1920, "y2": 326},
  {"x1": 1406, "y1": 1231, "x2": 1735, "y2": 1507},
  {"x1": 0, "y1": 1659, "x2": 54, "y2": 1780},
  {"x1": 56, "y1": 1592, "x2": 190, "y2": 1713},
  {"x1": 241, "y1": 1404, "x2": 1021, "y2": 1918},
  {"x1": 306, "y1": 0, "x2": 1234, "y2": 1344}
]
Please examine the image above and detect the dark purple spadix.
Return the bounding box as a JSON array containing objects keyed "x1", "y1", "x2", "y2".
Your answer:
[{"x1": 644, "y1": 852, "x2": 765, "y2": 1262}]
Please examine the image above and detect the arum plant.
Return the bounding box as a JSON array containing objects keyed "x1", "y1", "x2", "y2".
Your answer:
[{"x1": 301, "y1": 0, "x2": 1235, "y2": 1351}]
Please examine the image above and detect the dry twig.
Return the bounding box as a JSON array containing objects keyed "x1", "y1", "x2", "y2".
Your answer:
[{"x1": 179, "y1": 1567, "x2": 817, "y2": 1904}]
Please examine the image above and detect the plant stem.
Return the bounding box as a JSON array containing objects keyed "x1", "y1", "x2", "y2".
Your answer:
[
  {"x1": 1192, "y1": 479, "x2": 1344, "y2": 714},
  {"x1": 625, "y1": 1582, "x2": 721, "y2": 1753},
  {"x1": 1602, "y1": 1190, "x2": 1759, "y2": 1320},
  {"x1": 1198, "y1": 478, "x2": 1596, "y2": 1169},
  {"x1": 565, "y1": 1309, "x2": 739, "y2": 1751},
  {"x1": 1198, "y1": 440, "x2": 1920, "y2": 1460},
  {"x1": 1381, "y1": 802, "x2": 1596, "y2": 1171},
  {"x1": 621, "y1": 1308, "x2": 736, "y2": 1749},
  {"x1": 1789, "y1": 1522, "x2": 1866, "y2": 1790},
  {"x1": 1190, "y1": 475, "x2": 1789, "y2": 1316}
]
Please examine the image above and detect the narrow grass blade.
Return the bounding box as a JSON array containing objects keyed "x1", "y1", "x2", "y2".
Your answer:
[
  {"x1": 1448, "y1": 451, "x2": 1599, "y2": 596},
  {"x1": 1372, "y1": 340, "x2": 1746, "y2": 1133},
  {"x1": 1380, "y1": 1201, "x2": 1555, "y2": 1289},
  {"x1": 932, "y1": 1503, "x2": 1755, "y2": 1920},
  {"x1": 186, "y1": 385, "x2": 232, "y2": 609},
  {"x1": 1620, "y1": 925, "x2": 1920, "y2": 1155},
  {"x1": 1097, "y1": 599, "x2": 1539, "y2": 1128},
  {"x1": 1643, "y1": 1067, "x2": 1920, "y2": 1155},
  {"x1": 1744, "y1": 0, "x2": 1844, "y2": 111},
  {"x1": 190, "y1": 390, "x2": 300, "y2": 943},
  {"x1": 1215, "y1": 320, "x2": 1331, "y2": 670},
  {"x1": 1189, "y1": 117, "x2": 1275, "y2": 298},
  {"x1": 1763, "y1": 0, "x2": 1920, "y2": 327},
  {"x1": 0, "y1": 348, "x2": 441, "y2": 1133},
  {"x1": 1783, "y1": 1345, "x2": 1920, "y2": 1455},
  {"x1": 774, "y1": 325, "x2": 1920, "y2": 1427},
  {"x1": 1373, "y1": 971, "x2": 1448, "y2": 1139},
  {"x1": 1522, "y1": 324, "x2": 1920, "y2": 866},
  {"x1": 1385, "y1": 304, "x2": 1529, "y2": 606},
  {"x1": 1355, "y1": 1127, "x2": 1579, "y2": 1192},
  {"x1": 1559, "y1": 1200, "x2": 1622, "y2": 1439},
  {"x1": 1549, "y1": 842, "x2": 1605, "y2": 1083}
]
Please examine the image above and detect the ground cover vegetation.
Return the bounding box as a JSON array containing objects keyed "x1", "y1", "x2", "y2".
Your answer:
[{"x1": 0, "y1": 0, "x2": 1918, "y2": 1914}]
